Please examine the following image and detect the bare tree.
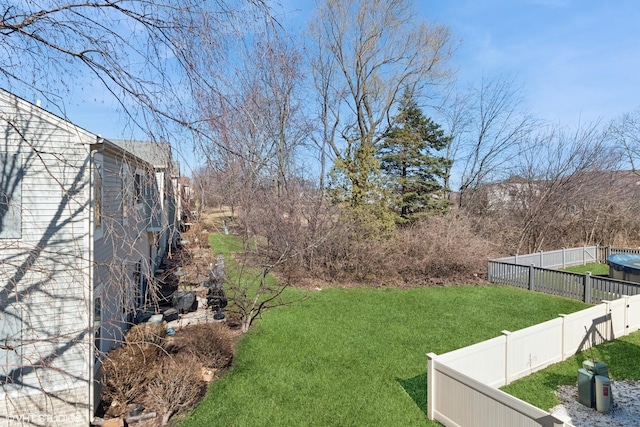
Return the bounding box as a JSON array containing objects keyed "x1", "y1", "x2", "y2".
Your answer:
[
  {"x1": 309, "y1": 0, "x2": 453, "y2": 214},
  {"x1": 481, "y1": 123, "x2": 621, "y2": 253},
  {"x1": 610, "y1": 108, "x2": 640, "y2": 171},
  {"x1": 443, "y1": 75, "x2": 537, "y2": 208},
  {"x1": 0, "y1": 0, "x2": 270, "y2": 143}
]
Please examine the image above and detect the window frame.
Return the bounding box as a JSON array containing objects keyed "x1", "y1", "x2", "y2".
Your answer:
[{"x1": 0, "y1": 152, "x2": 23, "y2": 239}]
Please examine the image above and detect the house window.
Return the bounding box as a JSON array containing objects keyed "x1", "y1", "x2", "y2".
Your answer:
[
  {"x1": 134, "y1": 172, "x2": 143, "y2": 206},
  {"x1": 94, "y1": 297, "x2": 101, "y2": 360},
  {"x1": 0, "y1": 303, "x2": 22, "y2": 387},
  {"x1": 0, "y1": 153, "x2": 23, "y2": 239}
]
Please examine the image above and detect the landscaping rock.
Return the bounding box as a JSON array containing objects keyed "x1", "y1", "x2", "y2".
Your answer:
[
  {"x1": 172, "y1": 291, "x2": 198, "y2": 313},
  {"x1": 163, "y1": 308, "x2": 179, "y2": 322}
]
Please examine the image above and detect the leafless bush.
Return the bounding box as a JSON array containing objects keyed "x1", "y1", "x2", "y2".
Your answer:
[
  {"x1": 101, "y1": 344, "x2": 160, "y2": 416},
  {"x1": 253, "y1": 202, "x2": 495, "y2": 286},
  {"x1": 389, "y1": 214, "x2": 497, "y2": 284},
  {"x1": 147, "y1": 352, "x2": 206, "y2": 425},
  {"x1": 124, "y1": 322, "x2": 166, "y2": 348},
  {"x1": 174, "y1": 323, "x2": 234, "y2": 369}
]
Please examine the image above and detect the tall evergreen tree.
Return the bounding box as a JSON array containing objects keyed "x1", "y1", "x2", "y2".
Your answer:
[{"x1": 378, "y1": 90, "x2": 452, "y2": 223}]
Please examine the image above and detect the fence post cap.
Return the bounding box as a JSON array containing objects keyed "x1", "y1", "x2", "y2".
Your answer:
[
  {"x1": 501, "y1": 330, "x2": 512, "y2": 336},
  {"x1": 426, "y1": 352, "x2": 438, "y2": 360}
]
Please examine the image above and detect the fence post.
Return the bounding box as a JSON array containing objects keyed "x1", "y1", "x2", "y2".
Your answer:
[
  {"x1": 624, "y1": 296, "x2": 630, "y2": 337},
  {"x1": 515, "y1": 253, "x2": 519, "y2": 265},
  {"x1": 502, "y1": 330, "x2": 511, "y2": 385},
  {"x1": 559, "y1": 314, "x2": 568, "y2": 360},
  {"x1": 562, "y1": 247, "x2": 566, "y2": 268},
  {"x1": 539, "y1": 251, "x2": 543, "y2": 267},
  {"x1": 529, "y1": 264, "x2": 535, "y2": 291},
  {"x1": 584, "y1": 272, "x2": 592, "y2": 304},
  {"x1": 583, "y1": 245, "x2": 586, "y2": 265},
  {"x1": 426, "y1": 353, "x2": 438, "y2": 420},
  {"x1": 487, "y1": 261, "x2": 493, "y2": 282}
]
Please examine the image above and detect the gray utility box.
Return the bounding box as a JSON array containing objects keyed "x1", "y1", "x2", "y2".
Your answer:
[{"x1": 595, "y1": 375, "x2": 612, "y2": 413}]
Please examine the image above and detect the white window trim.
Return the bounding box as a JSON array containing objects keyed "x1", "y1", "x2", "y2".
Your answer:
[{"x1": 93, "y1": 153, "x2": 104, "y2": 241}]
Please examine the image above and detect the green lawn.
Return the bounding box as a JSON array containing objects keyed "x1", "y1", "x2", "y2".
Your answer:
[
  {"x1": 180, "y1": 236, "x2": 590, "y2": 427},
  {"x1": 562, "y1": 262, "x2": 610, "y2": 276}
]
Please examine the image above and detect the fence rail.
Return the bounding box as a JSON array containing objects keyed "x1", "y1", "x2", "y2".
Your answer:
[{"x1": 488, "y1": 246, "x2": 640, "y2": 303}]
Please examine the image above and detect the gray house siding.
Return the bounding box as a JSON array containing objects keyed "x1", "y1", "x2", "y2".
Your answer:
[
  {"x1": 0, "y1": 90, "x2": 178, "y2": 426},
  {"x1": 93, "y1": 146, "x2": 157, "y2": 354},
  {"x1": 110, "y1": 139, "x2": 178, "y2": 267},
  {"x1": 0, "y1": 91, "x2": 93, "y2": 426}
]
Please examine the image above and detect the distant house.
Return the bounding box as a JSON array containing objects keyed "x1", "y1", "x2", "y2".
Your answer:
[
  {"x1": 0, "y1": 89, "x2": 183, "y2": 425},
  {"x1": 480, "y1": 171, "x2": 640, "y2": 213},
  {"x1": 483, "y1": 177, "x2": 540, "y2": 211}
]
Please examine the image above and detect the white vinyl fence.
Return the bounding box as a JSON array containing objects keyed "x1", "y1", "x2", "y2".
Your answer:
[{"x1": 427, "y1": 294, "x2": 640, "y2": 427}]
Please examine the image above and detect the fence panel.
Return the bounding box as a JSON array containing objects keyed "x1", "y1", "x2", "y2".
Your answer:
[
  {"x1": 515, "y1": 253, "x2": 542, "y2": 267},
  {"x1": 627, "y1": 294, "x2": 640, "y2": 333},
  {"x1": 427, "y1": 357, "x2": 572, "y2": 427},
  {"x1": 591, "y1": 276, "x2": 640, "y2": 303},
  {"x1": 540, "y1": 249, "x2": 564, "y2": 269},
  {"x1": 504, "y1": 318, "x2": 563, "y2": 384},
  {"x1": 610, "y1": 246, "x2": 640, "y2": 255},
  {"x1": 437, "y1": 336, "x2": 506, "y2": 387},
  {"x1": 493, "y1": 246, "x2": 598, "y2": 268},
  {"x1": 605, "y1": 298, "x2": 628, "y2": 338},
  {"x1": 564, "y1": 246, "x2": 598, "y2": 266},
  {"x1": 533, "y1": 268, "x2": 584, "y2": 300},
  {"x1": 561, "y1": 305, "x2": 608, "y2": 358},
  {"x1": 488, "y1": 261, "x2": 529, "y2": 289}
]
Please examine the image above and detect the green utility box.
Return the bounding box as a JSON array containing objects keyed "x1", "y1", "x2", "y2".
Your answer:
[
  {"x1": 583, "y1": 360, "x2": 609, "y2": 377},
  {"x1": 577, "y1": 368, "x2": 595, "y2": 407}
]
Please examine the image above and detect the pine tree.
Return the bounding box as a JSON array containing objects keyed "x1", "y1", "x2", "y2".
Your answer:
[{"x1": 378, "y1": 90, "x2": 452, "y2": 223}]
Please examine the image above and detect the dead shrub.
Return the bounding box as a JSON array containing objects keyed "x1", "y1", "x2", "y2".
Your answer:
[
  {"x1": 124, "y1": 322, "x2": 166, "y2": 348},
  {"x1": 267, "y1": 211, "x2": 497, "y2": 286},
  {"x1": 101, "y1": 344, "x2": 160, "y2": 416},
  {"x1": 147, "y1": 352, "x2": 206, "y2": 425},
  {"x1": 177, "y1": 323, "x2": 234, "y2": 369}
]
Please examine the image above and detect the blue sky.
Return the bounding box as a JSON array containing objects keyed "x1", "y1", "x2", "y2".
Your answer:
[
  {"x1": 275, "y1": 0, "x2": 640, "y2": 126},
  {"x1": 419, "y1": 0, "x2": 640, "y2": 125},
  {"x1": 54, "y1": 0, "x2": 640, "y2": 173}
]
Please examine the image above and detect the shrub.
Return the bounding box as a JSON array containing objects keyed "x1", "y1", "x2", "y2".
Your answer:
[
  {"x1": 101, "y1": 323, "x2": 167, "y2": 415},
  {"x1": 124, "y1": 322, "x2": 166, "y2": 348},
  {"x1": 177, "y1": 323, "x2": 234, "y2": 369},
  {"x1": 100, "y1": 344, "x2": 160, "y2": 416},
  {"x1": 267, "y1": 211, "x2": 496, "y2": 286},
  {"x1": 147, "y1": 352, "x2": 206, "y2": 425}
]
